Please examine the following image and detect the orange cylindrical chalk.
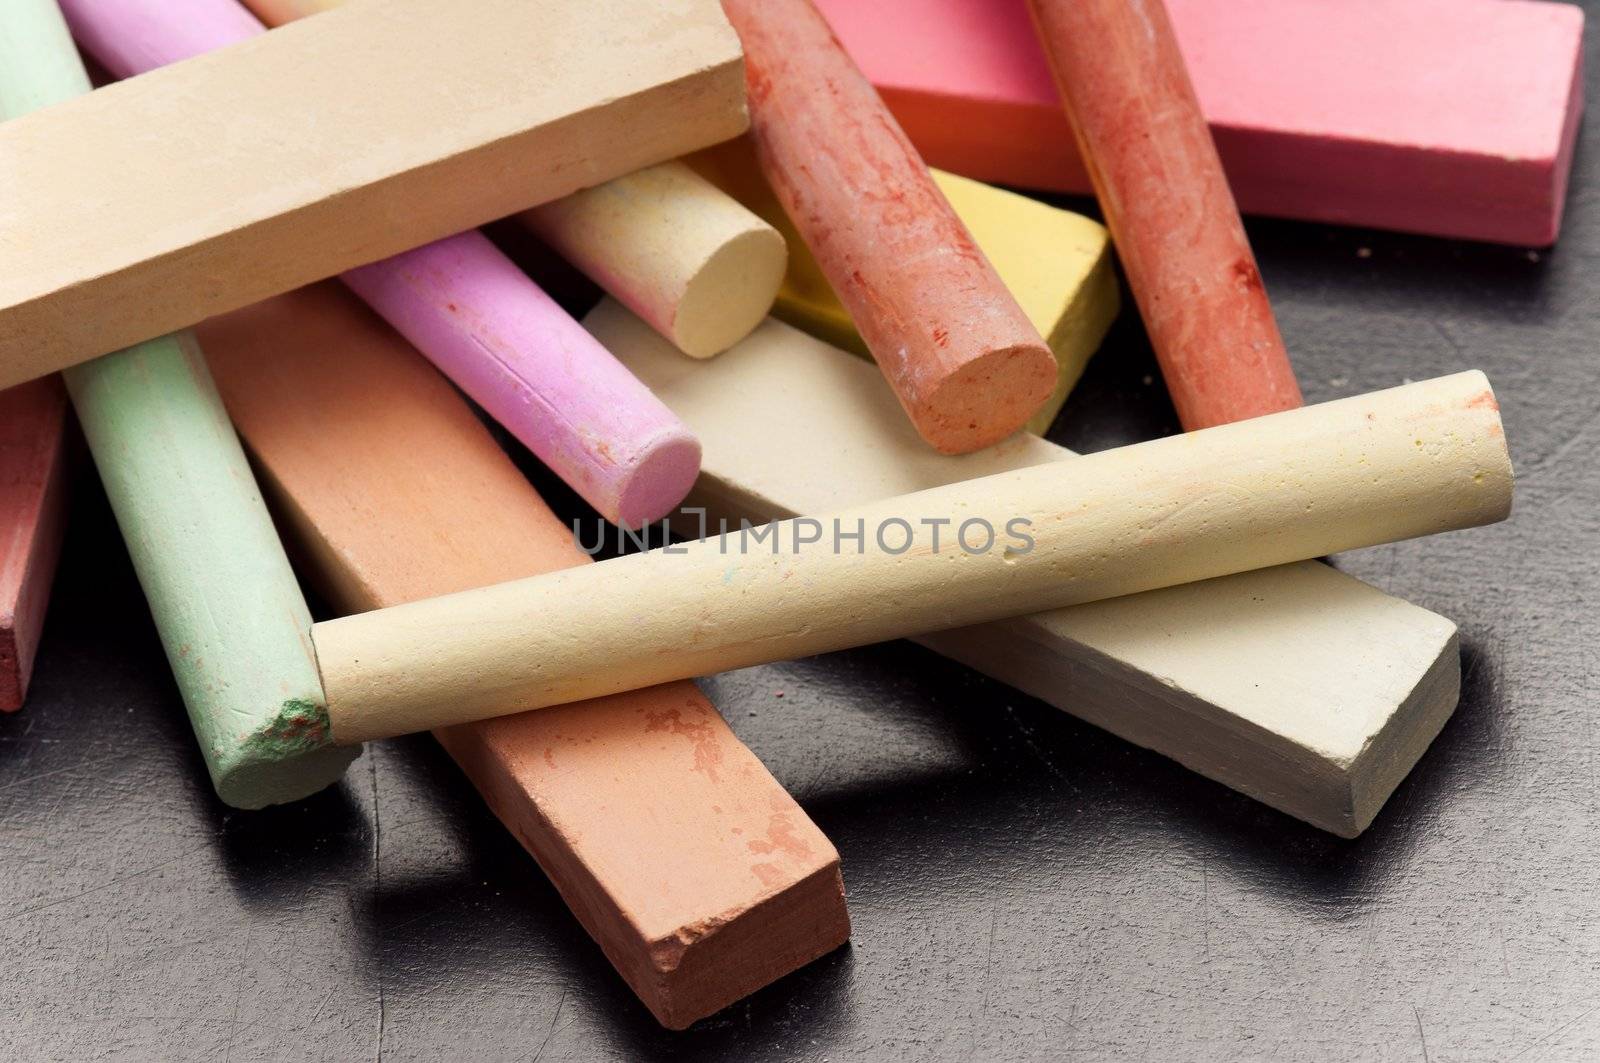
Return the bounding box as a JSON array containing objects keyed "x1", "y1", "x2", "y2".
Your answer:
[
  {"x1": 721, "y1": 0, "x2": 1057, "y2": 454},
  {"x1": 1027, "y1": 0, "x2": 1303, "y2": 430}
]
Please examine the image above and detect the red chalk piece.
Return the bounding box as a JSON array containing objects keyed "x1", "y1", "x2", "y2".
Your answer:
[
  {"x1": 720, "y1": 0, "x2": 1057, "y2": 454},
  {"x1": 1026, "y1": 0, "x2": 1302, "y2": 431},
  {"x1": 0, "y1": 379, "x2": 70, "y2": 711},
  {"x1": 816, "y1": 0, "x2": 1584, "y2": 247}
]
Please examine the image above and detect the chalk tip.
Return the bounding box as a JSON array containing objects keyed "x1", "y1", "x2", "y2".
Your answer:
[
  {"x1": 671, "y1": 226, "x2": 788, "y2": 358},
  {"x1": 913, "y1": 340, "x2": 1059, "y2": 455},
  {"x1": 212, "y1": 741, "x2": 361, "y2": 810},
  {"x1": 612, "y1": 429, "x2": 704, "y2": 529},
  {"x1": 211, "y1": 698, "x2": 361, "y2": 809}
]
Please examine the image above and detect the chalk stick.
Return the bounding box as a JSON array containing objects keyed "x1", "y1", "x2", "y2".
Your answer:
[
  {"x1": 245, "y1": 0, "x2": 784, "y2": 361},
  {"x1": 1026, "y1": 0, "x2": 1301, "y2": 432},
  {"x1": 721, "y1": 0, "x2": 1057, "y2": 454},
  {"x1": 59, "y1": 0, "x2": 262, "y2": 68},
  {"x1": 0, "y1": 0, "x2": 746, "y2": 390},
  {"x1": 66, "y1": 336, "x2": 357, "y2": 806},
  {"x1": 813, "y1": 0, "x2": 1584, "y2": 247},
  {"x1": 238, "y1": 0, "x2": 333, "y2": 20},
  {"x1": 0, "y1": 0, "x2": 86, "y2": 713},
  {"x1": 196, "y1": 282, "x2": 848, "y2": 1030},
  {"x1": 688, "y1": 139, "x2": 1118, "y2": 433},
  {"x1": 309, "y1": 365, "x2": 1510, "y2": 747},
  {"x1": 70, "y1": 0, "x2": 705, "y2": 524},
  {"x1": 9, "y1": 0, "x2": 354, "y2": 807},
  {"x1": 591, "y1": 303, "x2": 1471, "y2": 836},
  {"x1": 0, "y1": 379, "x2": 70, "y2": 712},
  {"x1": 240, "y1": 0, "x2": 790, "y2": 357},
  {"x1": 516, "y1": 162, "x2": 788, "y2": 359},
  {"x1": 340, "y1": 235, "x2": 702, "y2": 528}
]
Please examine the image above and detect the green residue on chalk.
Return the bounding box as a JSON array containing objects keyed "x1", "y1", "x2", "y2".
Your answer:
[{"x1": 241, "y1": 698, "x2": 337, "y2": 761}]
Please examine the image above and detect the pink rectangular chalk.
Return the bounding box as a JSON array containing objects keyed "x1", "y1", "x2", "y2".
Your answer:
[
  {"x1": 814, "y1": 0, "x2": 1585, "y2": 245},
  {"x1": 61, "y1": 0, "x2": 703, "y2": 528},
  {"x1": 0, "y1": 378, "x2": 70, "y2": 711}
]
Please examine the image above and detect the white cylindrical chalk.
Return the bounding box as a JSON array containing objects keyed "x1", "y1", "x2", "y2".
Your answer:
[
  {"x1": 519, "y1": 162, "x2": 788, "y2": 359},
  {"x1": 239, "y1": 0, "x2": 786, "y2": 362},
  {"x1": 311, "y1": 371, "x2": 1512, "y2": 745}
]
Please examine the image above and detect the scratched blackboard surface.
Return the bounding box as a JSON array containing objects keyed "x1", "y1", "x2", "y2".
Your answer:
[{"x1": 4, "y1": 16, "x2": 1599, "y2": 1063}]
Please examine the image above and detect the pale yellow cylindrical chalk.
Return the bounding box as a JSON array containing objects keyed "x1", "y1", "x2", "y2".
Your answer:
[
  {"x1": 313, "y1": 370, "x2": 1512, "y2": 745},
  {"x1": 519, "y1": 161, "x2": 788, "y2": 358}
]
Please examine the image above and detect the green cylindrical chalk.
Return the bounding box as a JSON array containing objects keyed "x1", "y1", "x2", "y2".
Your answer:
[
  {"x1": 64, "y1": 340, "x2": 357, "y2": 806},
  {"x1": 7, "y1": 0, "x2": 357, "y2": 807},
  {"x1": 0, "y1": 0, "x2": 92, "y2": 109}
]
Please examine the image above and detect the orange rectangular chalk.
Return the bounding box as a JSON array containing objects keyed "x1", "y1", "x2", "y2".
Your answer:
[{"x1": 196, "y1": 283, "x2": 848, "y2": 1030}]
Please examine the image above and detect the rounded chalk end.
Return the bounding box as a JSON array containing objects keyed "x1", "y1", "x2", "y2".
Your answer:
[
  {"x1": 612, "y1": 429, "x2": 704, "y2": 529},
  {"x1": 914, "y1": 341, "x2": 1060, "y2": 455},
  {"x1": 671, "y1": 226, "x2": 788, "y2": 359},
  {"x1": 212, "y1": 741, "x2": 361, "y2": 810}
]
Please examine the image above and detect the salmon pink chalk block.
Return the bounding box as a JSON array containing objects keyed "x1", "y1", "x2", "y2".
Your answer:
[
  {"x1": 200, "y1": 283, "x2": 848, "y2": 1029},
  {"x1": 814, "y1": 0, "x2": 1585, "y2": 246}
]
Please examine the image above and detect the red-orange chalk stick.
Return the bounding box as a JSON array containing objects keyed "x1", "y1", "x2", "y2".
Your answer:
[
  {"x1": 0, "y1": 379, "x2": 69, "y2": 711},
  {"x1": 721, "y1": 0, "x2": 1057, "y2": 454},
  {"x1": 197, "y1": 284, "x2": 848, "y2": 1029},
  {"x1": 1026, "y1": 0, "x2": 1302, "y2": 430}
]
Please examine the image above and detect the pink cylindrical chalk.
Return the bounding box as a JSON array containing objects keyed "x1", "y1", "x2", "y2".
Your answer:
[
  {"x1": 60, "y1": 0, "x2": 702, "y2": 527},
  {"x1": 340, "y1": 235, "x2": 701, "y2": 528},
  {"x1": 62, "y1": 0, "x2": 261, "y2": 60}
]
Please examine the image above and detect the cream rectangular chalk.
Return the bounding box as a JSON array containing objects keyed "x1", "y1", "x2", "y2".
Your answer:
[
  {"x1": 588, "y1": 300, "x2": 1470, "y2": 837},
  {"x1": 61, "y1": 0, "x2": 712, "y2": 529},
  {"x1": 0, "y1": 0, "x2": 747, "y2": 390},
  {"x1": 198, "y1": 283, "x2": 848, "y2": 1029}
]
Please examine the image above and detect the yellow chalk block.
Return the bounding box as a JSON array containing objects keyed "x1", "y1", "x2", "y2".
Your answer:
[{"x1": 687, "y1": 139, "x2": 1119, "y2": 433}]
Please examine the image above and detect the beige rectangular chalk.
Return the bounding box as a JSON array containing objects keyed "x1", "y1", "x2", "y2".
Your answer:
[
  {"x1": 0, "y1": 0, "x2": 746, "y2": 390},
  {"x1": 588, "y1": 300, "x2": 1471, "y2": 837}
]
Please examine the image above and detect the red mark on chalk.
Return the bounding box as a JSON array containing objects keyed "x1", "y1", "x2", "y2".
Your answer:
[
  {"x1": 750, "y1": 862, "x2": 786, "y2": 887},
  {"x1": 747, "y1": 811, "x2": 815, "y2": 862},
  {"x1": 643, "y1": 702, "x2": 725, "y2": 783},
  {"x1": 1231, "y1": 258, "x2": 1263, "y2": 291}
]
